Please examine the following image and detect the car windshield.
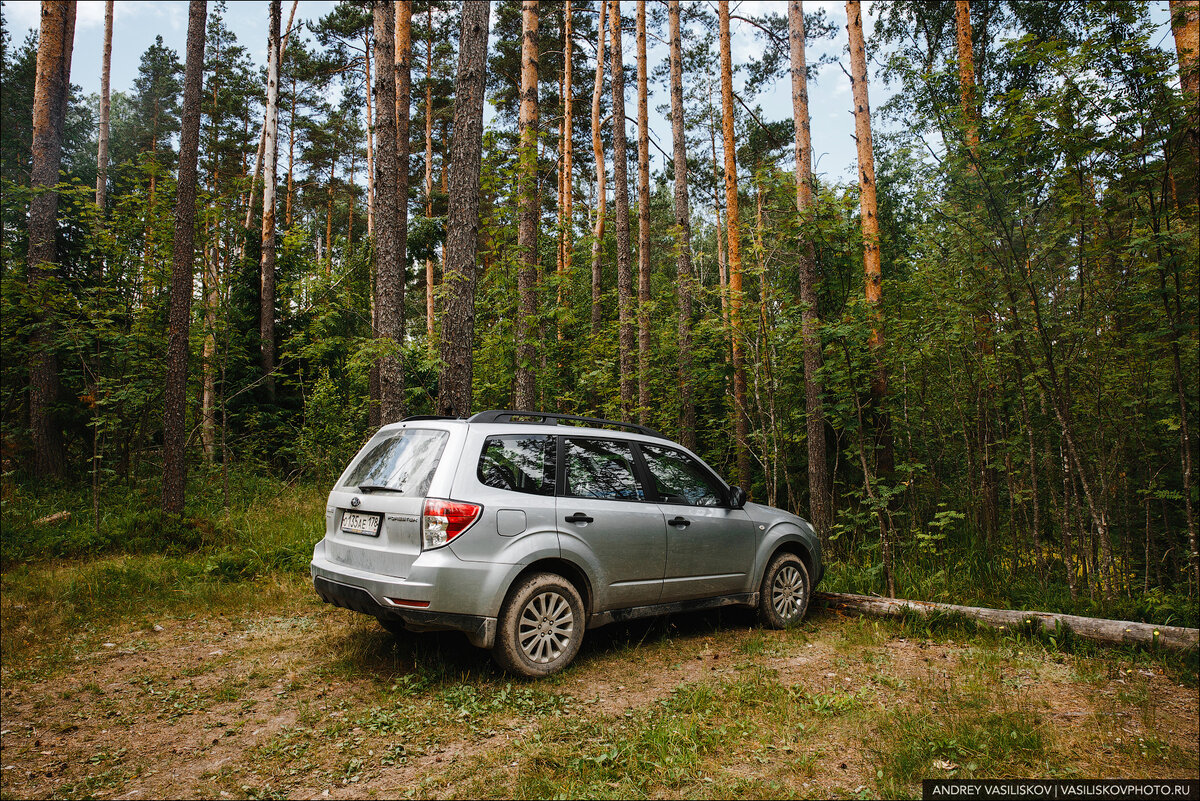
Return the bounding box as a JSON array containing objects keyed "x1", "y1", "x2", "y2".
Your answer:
[{"x1": 339, "y1": 428, "x2": 449, "y2": 496}]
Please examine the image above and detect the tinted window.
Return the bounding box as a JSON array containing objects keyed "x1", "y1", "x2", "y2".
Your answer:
[
  {"x1": 641, "y1": 444, "x2": 726, "y2": 507},
  {"x1": 341, "y1": 428, "x2": 449, "y2": 495},
  {"x1": 563, "y1": 439, "x2": 645, "y2": 501},
  {"x1": 478, "y1": 435, "x2": 556, "y2": 495}
]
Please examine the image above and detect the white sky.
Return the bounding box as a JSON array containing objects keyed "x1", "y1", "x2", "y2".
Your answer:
[{"x1": 0, "y1": 0, "x2": 1178, "y2": 186}]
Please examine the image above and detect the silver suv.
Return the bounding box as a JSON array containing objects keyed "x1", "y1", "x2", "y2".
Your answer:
[{"x1": 310, "y1": 411, "x2": 823, "y2": 677}]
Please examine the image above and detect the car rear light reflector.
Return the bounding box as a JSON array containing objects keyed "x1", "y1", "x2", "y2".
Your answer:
[
  {"x1": 386, "y1": 598, "x2": 431, "y2": 608},
  {"x1": 422, "y1": 498, "x2": 482, "y2": 549}
]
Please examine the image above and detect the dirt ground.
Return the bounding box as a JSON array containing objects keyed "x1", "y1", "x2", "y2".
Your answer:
[{"x1": 1, "y1": 589, "x2": 1197, "y2": 800}]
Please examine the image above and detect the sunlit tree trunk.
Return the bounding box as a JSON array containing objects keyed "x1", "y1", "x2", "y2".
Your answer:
[
  {"x1": 559, "y1": 0, "x2": 574, "y2": 344},
  {"x1": 847, "y1": 0, "x2": 893, "y2": 595},
  {"x1": 589, "y1": 0, "x2": 608, "y2": 333},
  {"x1": 635, "y1": 0, "x2": 651, "y2": 425},
  {"x1": 789, "y1": 0, "x2": 830, "y2": 540},
  {"x1": 162, "y1": 0, "x2": 206, "y2": 515},
  {"x1": 610, "y1": 0, "x2": 636, "y2": 421},
  {"x1": 95, "y1": 0, "x2": 113, "y2": 212},
  {"x1": 668, "y1": 0, "x2": 695, "y2": 449},
  {"x1": 514, "y1": 0, "x2": 540, "y2": 411},
  {"x1": 1170, "y1": 0, "x2": 1198, "y2": 209},
  {"x1": 28, "y1": 0, "x2": 77, "y2": 480},
  {"x1": 719, "y1": 0, "x2": 750, "y2": 490},
  {"x1": 259, "y1": 0, "x2": 281, "y2": 402},
  {"x1": 436, "y1": 0, "x2": 490, "y2": 417}
]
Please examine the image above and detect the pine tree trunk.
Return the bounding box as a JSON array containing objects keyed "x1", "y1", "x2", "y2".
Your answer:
[
  {"x1": 847, "y1": 0, "x2": 892, "y2": 595},
  {"x1": 955, "y1": 0, "x2": 998, "y2": 547},
  {"x1": 365, "y1": 25, "x2": 377, "y2": 240},
  {"x1": 436, "y1": 0, "x2": 490, "y2": 418},
  {"x1": 789, "y1": 0, "x2": 830, "y2": 541},
  {"x1": 635, "y1": 0, "x2": 651, "y2": 426},
  {"x1": 559, "y1": 0, "x2": 574, "y2": 343},
  {"x1": 95, "y1": 0, "x2": 113, "y2": 212},
  {"x1": 27, "y1": 0, "x2": 77, "y2": 480},
  {"x1": 260, "y1": 0, "x2": 281, "y2": 402},
  {"x1": 589, "y1": 0, "x2": 608, "y2": 334},
  {"x1": 424, "y1": 2, "x2": 436, "y2": 345},
  {"x1": 374, "y1": 1, "x2": 406, "y2": 425},
  {"x1": 610, "y1": 0, "x2": 636, "y2": 421},
  {"x1": 513, "y1": 0, "x2": 540, "y2": 411},
  {"x1": 719, "y1": 0, "x2": 750, "y2": 490},
  {"x1": 668, "y1": 0, "x2": 695, "y2": 450},
  {"x1": 241, "y1": 0, "x2": 298, "y2": 245},
  {"x1": 161, "y1": 0, "x2": 207, "y2": 515},
  {"x1": 1169, "y1": 0, "x2": 1199, "y2": 209},
  {"x1": 286, "y1": 73, "x2": 295, "y2": 228}
]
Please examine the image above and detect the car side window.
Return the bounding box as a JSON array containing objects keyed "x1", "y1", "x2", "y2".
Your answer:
[
  {"x1": 640, "y1": 444, "x2": 726, "y2": 507},
  {"x1": 478, "y1": 435, "x2": 556, "y2": 495},
  {"x1": 563, "y1": 438, "x2": 645, "y2": 501}
]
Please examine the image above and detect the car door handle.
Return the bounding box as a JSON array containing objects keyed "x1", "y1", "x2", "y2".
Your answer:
[
  {"x1": 564, "y1": 513, "x2": 594, "y2": 525},
  {"x1": 668, "y1": 516, "x2": 691, "y2": 528}
]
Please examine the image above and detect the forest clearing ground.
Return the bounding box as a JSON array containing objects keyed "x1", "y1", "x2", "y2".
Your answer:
[{"x1": 1, "y1": 571, "x2": 1196, "y2": 800}]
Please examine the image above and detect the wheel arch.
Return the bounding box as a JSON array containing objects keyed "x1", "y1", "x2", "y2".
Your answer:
[
  {"x1": 763, "y1": 538, "x2": 816, "y2": 588},
  {"x1": 507, "y1": 558, "x2": 595, "y2": 615}
]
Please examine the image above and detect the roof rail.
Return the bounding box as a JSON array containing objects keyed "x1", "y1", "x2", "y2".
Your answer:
[
  {"x1": 466, "y1": 410, "x2": 665, "y2": 439},
  {"x1": 400, "y1": 415, "x2": 464, "y2": 423}
]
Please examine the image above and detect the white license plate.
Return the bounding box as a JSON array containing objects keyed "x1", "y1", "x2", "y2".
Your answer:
[{"x1": 341, "y1": 511, "x2": 382, "y2": 537}]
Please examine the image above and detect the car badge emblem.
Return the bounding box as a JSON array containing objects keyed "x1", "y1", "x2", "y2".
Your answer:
[{"x1": 351, "y1": 496, "x2": 361, "y2": 508}]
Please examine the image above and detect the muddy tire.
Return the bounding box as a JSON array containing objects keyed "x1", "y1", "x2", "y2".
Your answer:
[
  {"x1": 757, "y1": 552, "x2": 811, "y2": 629},
  {"x1": 492, "y1": 572, "x2": 585, "y2": 678}
]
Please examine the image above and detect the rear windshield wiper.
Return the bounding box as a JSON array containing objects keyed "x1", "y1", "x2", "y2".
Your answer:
[{"x1": 357, "y1": 484, "x2": 404, "y2": 493}]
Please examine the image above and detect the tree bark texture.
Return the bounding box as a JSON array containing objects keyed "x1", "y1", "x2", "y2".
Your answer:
[
  {"x1": 436, "y1": 0, "x2": 490, "y2": 418},
  {"x1": 373, "y1": 0, "x2": 406, "y2": 425},
  {"x1": 1170, "y1": 0, "x2": 1199, "y2": 210},
  {"x1": 668, "y1": 0, "x2": 695, "y2": 450},
  {"x1": 789, "y1": 0, "x2": 830, "y2": 542},
  {"x1": 95, "y1": 0, "x2": 113, "y2": 211},
  {"x1": 559, "y1": 0, "x2": 574, "y2": 341},
  {"x1": 260, "y1": 0, "x2": 281, "y2": 401},
  {"x1": 610, "y1": 0, "x2": 636, "y2": 422},
  {"x1": 589, "y1": 0, "x2": 608, "y2": 334},
  {"x1": 241, "y1": 0, "x2": 298, "y2": 242},
  {"x1": 161, "y1": 0, "x2": 207, "y2": 515},
  {"x1": 514, "y1": 0, "x2": 540, "y2": 412},
  {"x1": 719, "y1": 0, "x2": 750, "y2": 490},
  {"x1": 954, "y1": 0, "x2": 979, "y2": 154},
  {"x1": 27, "y1": 0, "x2": 77, "y2": 480},
  {"x1": 635, "y1": 0, "x2": 651, "y2": 426},
  {"x1": 816, "y1": 592, "x2": 1200, "y2": 653},
  {"x1": 424, "y1": 2, "x2": 436, "y2": 344},
  {"x1": 846, "y1": 0, "x2": 890, "y2": 464}
]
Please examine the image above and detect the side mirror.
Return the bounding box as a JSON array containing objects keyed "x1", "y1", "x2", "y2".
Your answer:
[{"x1": 728, "y1": 486, "x2": 747, "y2": 509}]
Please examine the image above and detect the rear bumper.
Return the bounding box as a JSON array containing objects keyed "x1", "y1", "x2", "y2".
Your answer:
[{"x1": 313, "y1": 575, "x2": 496, "y2": 648}]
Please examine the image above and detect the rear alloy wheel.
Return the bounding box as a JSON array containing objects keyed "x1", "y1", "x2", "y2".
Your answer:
[
  {"x1": 493, "y1": 572, "x2": 585, "y2": 677},
  {"x1": 758, "y1": 552, "x2": 811, "y2": 628}
]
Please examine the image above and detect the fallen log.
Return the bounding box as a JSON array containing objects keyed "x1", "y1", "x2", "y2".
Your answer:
[{"x1": 814, "y1": 592, "x2": 1199, "y2": 653}]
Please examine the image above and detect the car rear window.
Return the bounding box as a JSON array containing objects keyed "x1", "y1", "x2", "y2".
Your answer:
[
  {"x1": 478, "y1": 435, "x2": 556, "y2": 495},
  {"x1": 340, "y1": 428, "x2": 449, "y2": 495}
]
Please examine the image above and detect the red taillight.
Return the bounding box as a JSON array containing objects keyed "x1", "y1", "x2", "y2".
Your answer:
[
  {"x1": 422, "y1": 498, "x2": 482, "y2": 549},
  {"x1": 386, "y1": 598, "x2": 430, "y2": 608}
]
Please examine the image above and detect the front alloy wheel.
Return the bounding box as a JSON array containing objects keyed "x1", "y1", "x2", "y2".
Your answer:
[{"x1": 758, "y1": 552, "x2": 811, "y2": 628}]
